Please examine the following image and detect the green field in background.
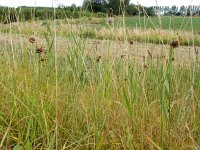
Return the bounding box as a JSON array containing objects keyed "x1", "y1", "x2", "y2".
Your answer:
[{"x1": 101, "y1": 16, "x2": 200, "y2": 32}]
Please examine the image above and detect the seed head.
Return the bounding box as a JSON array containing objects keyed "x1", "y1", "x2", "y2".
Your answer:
[
  {"x1": 41, "y1": 57, "x2": 48, "y2": 61},
  {"x1": 36, "y1": 47, "x2": 45, "y2": 53},
  {"x1": 121, "y1": 55, "x2": 125, "y2": 58},
  {"x1": 170, "y1": 40, "x2": 179, "y2": 49},
  {"x1": 96, "y1": 55, "x2": 101, "y2": 62},
  {"x1": 29, "y1": 37, "x2": 36, "y2": 44},
  {"x1": 170, "y1": 36, "x2": 181, "y2": 49},
  {"x1": 129, "y1": 40, "x2": 134, "y2": 45},
  {"x1": 144, "y1": 64, "x2": 147, "y2": 69}
]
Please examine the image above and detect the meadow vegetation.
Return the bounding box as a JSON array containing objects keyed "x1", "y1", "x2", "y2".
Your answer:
[{"x1": 0, "y1": 6, "x2": 200, "y2": 150}]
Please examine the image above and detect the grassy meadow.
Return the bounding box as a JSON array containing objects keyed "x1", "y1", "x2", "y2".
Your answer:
[{"x1": 0, "y1": 13, "x2": 200, "y2": 150}]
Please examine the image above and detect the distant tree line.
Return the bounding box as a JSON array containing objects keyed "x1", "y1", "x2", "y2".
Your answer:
[
  {"x1": 153, "y1": 5, "x2": 200, "y2": 16},
  {"x1": 83, "y1": 0, "x2": 200, "y2": 16},
  {"x1": 83, "y1": 0, "x2": 156, "y2": 16},
  {"x1": 0, "y1": 5, "x2": 109, "y2": 24},
  {"x1": 0, "y1": 5, "x2": 85, "y2": 24},
  {"x1": 0, "y1": 2, "x2": 199, "y2": 24}
]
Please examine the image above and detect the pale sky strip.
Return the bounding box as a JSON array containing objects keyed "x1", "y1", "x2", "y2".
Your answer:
[{"x1": 0, "y1": 0, "x2": 199, "y2": 8}]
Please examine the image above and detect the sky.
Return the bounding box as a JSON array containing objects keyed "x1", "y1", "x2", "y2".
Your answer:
[{"x1": 0, "y1": 0, "x2": 199, "y2": 8}]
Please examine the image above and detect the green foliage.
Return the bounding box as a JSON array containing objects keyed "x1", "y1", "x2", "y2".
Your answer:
[
  {"x1": 0, "y1": 6, "x2": 84, "y2": 22},
  {"x1": 0, "y1": 3, "x2": 200, "y2": 23},
  {"x1": 126, "y1": 4, "x2": 138, "y2": 16},
  {"x1": 96, "y1": 12, "x2": 107, "y2": 17},
  {"x1": 107, "y1": 0, "x2": 130, "y2": 15},
  {"x1": 145, "y1": 7, "x2": 156, "y2": 16},
  {"x1": 83, "y1": 0, "x2": 108, "y2": 13},
  {"x1": 73, "y1": 11, "x2": 80, "y2": 18}
]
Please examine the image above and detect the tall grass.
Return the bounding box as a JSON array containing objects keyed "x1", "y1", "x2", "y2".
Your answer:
[{"x1": 0, "y1": 5, "x2": 200, "y2": 150}]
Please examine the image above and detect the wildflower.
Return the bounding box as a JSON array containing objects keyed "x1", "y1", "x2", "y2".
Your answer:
[
  {"x1": 108, "y1": 17, "x2": 113, "y2": 25},
  {"x1": 29, "y1": 37, "x2": 36, "y2": 44}
]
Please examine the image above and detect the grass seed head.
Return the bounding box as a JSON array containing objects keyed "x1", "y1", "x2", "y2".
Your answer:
[
  {"x1": 36, "y1": 46, "x2": 45, "y2": 53},
  {"x1": 96, "y1": 55, "x2": 101, "y2": 62},
  {"x1": 121, "y1": 55, "x2": 125, "y2": 59},
  {"x1": 129, "y1": 40, "x2": 134, "y2": 45},
  {"x1": 170, "y1": 40, "x2": 179, "y2": 48},
  {"x1": 29, "y1": 37, "x2": 36, "y2": 44},
  {"x1": 170, "y1": 35, "x2": 181, "y2": 49},
  {"x1": 41, "y1": 57, "x2": 48, "y2": 61},
  {"x1": 144, "y1": 64, "x2": 148, "y2": 68}
]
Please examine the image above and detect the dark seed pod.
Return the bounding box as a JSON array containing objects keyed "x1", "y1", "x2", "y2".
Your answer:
[
  {"x1": 170, "y1": 40, "x2": 179, "y2": 48},
  {"x1": 144, "y1": 65, "x2": 147, "y2": 69},
  {"x1": 129, "y1": 41, "x2": 133, "y2": 45},
  {"x1": 96, "y1": 55, "x2": 101, "y2": 62},
  {"x1": 36, "y1": 47, "x2": 45, "y2": 53},
  {"x1": 29, "y1": 37, "x2": 36, "y2": 44}
]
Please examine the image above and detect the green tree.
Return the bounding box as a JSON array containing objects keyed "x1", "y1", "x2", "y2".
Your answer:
[
  {"x1": 187, "y1": 6, "x2": 192, "y2": 16},
  {"x1": 126, "y1": 4, "x2": 137, "y2": 16},
  {"x1": 145, "y1": 7, "x2": 156, "y2": 16},
  {"x1": 83, "y1": 0, "x2": 108, "y2": 13},
  {"x1": 107, "y1": 0, "x2": 130, "y2": 15},
  {"x1": 179, "y1": 5, "x2": 186, "y2": 16},
  {"x1": 170, "y1": 5, "x2": 178, "y2": 15},
  {"x1": 163, "y1": 6, "x2": 170, "y2": 15}
]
